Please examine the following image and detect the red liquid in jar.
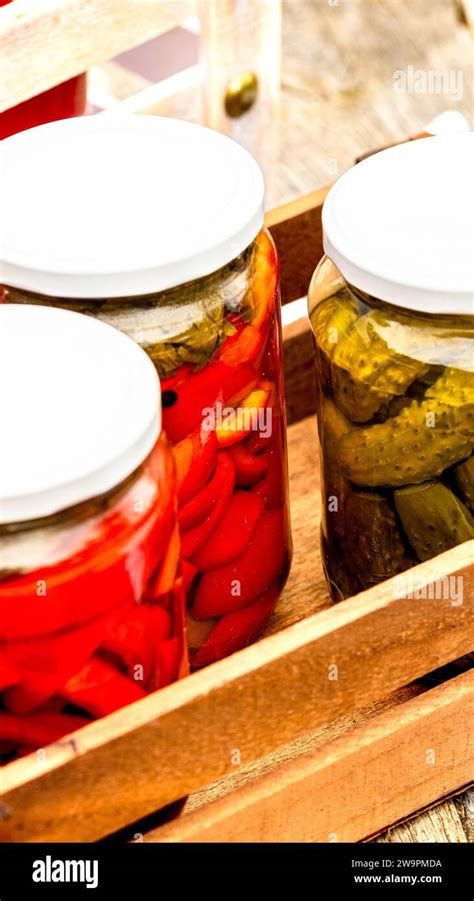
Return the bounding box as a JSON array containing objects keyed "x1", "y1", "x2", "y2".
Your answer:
[
  {"x1": 0, "y1": 436, "x2": 187, "y2": 761},
  {"x1": 162, "y1": 230, "x2": 292, "y2": 667}
]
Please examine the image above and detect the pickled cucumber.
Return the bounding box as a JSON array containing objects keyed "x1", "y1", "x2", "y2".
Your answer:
[
  {"x1": 310, "y1": 294, "x2": 359, "y2": 357},
  {"x1": 394, "y1": 481, "x2": 474, "y2": 561},
  {"x1": 454, "y1": 456, "x2": 474, "y2": 511},
  {"x1": 339, "y1": 367, "x2": 474, "y2": 487},
  {"x1": 345, "y1": 491, "x2": 415, "y2": 587},
  {"x1": 321, "y1": 531, "x2": 361, "y2": 601},
  {"x1": 331, "y1": 311, "x2": 429, "y2": 422},
  {"x1": 317, "y1": 395, "x2": 352, "y2": 538}
]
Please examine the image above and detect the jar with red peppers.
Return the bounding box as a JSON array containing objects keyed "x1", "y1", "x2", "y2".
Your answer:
[
  {"x1": 0, "y1": 1, "x2": 86, "y2": 140},
  {"x1": 0, "y1": 305, "x2": 186, "y2": 762},
  {"x1": 0, "y1": 115, "x2": 292, "y2": 668}
]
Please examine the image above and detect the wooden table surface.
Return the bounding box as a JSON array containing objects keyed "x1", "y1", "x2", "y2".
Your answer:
[
  {"x1": 276, "y1": 0, "x2": 473, "y2": 205},
  {"x1": 94, "y1": 0, "x2": 473, "y2": 842}
]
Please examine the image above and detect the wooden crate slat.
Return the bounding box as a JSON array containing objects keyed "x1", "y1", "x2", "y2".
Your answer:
[
  {"x1": 0, "y1": 0, "x2": 195, "y2": 111},
  {"x1": 147, "y1": 669, "x2": 474, "y2": 843},
  {"x1": 265, "y1": 187, "x2": 329, "y2": 305},
  {"x1": 0, "y1": 539, "x2": 471, "y2": 841},
  {"x1": 282, "y1": 316, "x2": 316, "y2": 424}
]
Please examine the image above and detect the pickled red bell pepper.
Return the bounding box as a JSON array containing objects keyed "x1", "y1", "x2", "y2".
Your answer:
[
  {"x1": 172, "y1": 428, "x2": 218, "y2": 504},
  {"x1": 218, "y1": 324, "x2": 266, "y2": 367},
  {"x1": 229, "y1": 442, "x2": 270, "y2": 486},
  {"x1": 192, "y1": 509, "x2": 286, "y2": 619},
  {"x1": 177, "y1": 473, "x2": 222, "y2": 531},
  {"x1": 191, "y1": 491, "x2": 264, "y2": 570},
  {"x1": 182, "y1": 560, "x2": 198, "y2": 593},
  {"x1": 216, "y1": 385, "x2": 271, "y2": 447},
  {"x1": 0, "y1": 711, "x2": 90, "y2": 750},
  {"x1": 190, "y1": 585, "x2": 278, "y2": 668},
  {"x1": 148, "y1": 522, "x2": 181, "y2": 597},
  {"x1": 62, "y1": 656, "x2": 147, "y2": 717},
  {"x1": 150, "y1": 637, "x2": 181, "y2": 690},
  {"x1": 248, "y1": 230, "x2": 279, "y2": 329},
  {"x1": 180, "y1": 452, "x2": 235, "y2": 558},
  {"x1": 3, "y1": 604, "x2": 132, "y2": 714},
  {"x1": 246, "y1": 429, "x2": 274, "y2": 454},
  {"x1": 102, "y1": 604, "x2": 171, "y2": 685},
  {"x1": 162, "y1": 361, "x2": 257, "y2": 443},
  {"x1": 251, "y1": 446, "x2": 286, "y2": 509},
  {"x1": 0, "y1": 501, "x2": 172, "y2": 640},
  {"x1": 0, "y1": 652, "x2": 19, "y2": 692}
]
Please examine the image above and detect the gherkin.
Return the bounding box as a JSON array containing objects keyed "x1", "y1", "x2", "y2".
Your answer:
[
  {"x1": 331, "y1": 310, "x2": 429, "y2": 422},
  {"x1": 317, "y1": 394, "x2": 352, "y2": 539},
  {"x1": 454, "y1": 456, "x2": 474, "y2": 511},
  {"x1": 344, "y1": 491, "x2": 415, "y2": 587},
  {"x1": 394, "y1": 481, "x2": 474, "y2": 561},
  {"x1": 339, "y1": 367, "x2": 474, "y2": 487},
  {"x1": 321, "y1": 533, "x2": 360, "y2": 601},
  {"x1": 310, "y1": 293, "x2": 359, "y2": 358},
  {"x1": 311, "y1": 300, "x2": 430, "y2": 422}
]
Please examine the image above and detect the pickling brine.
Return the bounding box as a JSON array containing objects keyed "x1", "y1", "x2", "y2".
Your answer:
[
  {"x1": 0, "y1": 305, "x2": 186, "y2": 762},
  {"x1": 0, "y1": 115, "x2": 292, "y2": 666},
  {"x1": 308, "y1": 135, "x2": 474, "y2": 600},
  {"x1": 309, "y1": 257, "x2": 474, "y2": 599}
]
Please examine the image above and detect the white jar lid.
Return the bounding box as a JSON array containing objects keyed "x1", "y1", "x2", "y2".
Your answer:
[
  {"x1": 322, "y1": 133, "x2": 474, "y2": 315},
  {"x1": 0, "y1": 115, "x2": 264, "y2": 299},
  {"x1": 0, "y1": 305, "x2": 161, "y2": 523}
]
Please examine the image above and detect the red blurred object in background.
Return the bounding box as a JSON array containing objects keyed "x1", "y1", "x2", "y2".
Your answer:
[{"x1": 0, "y1": 0, "x2": 87, "y2": 139}]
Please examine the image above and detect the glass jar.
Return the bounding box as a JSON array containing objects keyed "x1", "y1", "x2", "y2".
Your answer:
[
  {"x1": 0, "y1": 305, "x2": 186, "y2": 762},
  {"x1": 308, "y1": 135, "x2": 473, "y2": 600},
  {"x1": 0, "y1": 0, "x2": 86, "y2": 140},
  {"x1": 0, "y1": 115, "x2": 292, "y2": 668}
]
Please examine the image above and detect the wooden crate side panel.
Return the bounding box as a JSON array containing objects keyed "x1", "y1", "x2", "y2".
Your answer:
[
  {"x1": 0, "y1": 542, "x2": 471, "y2": 841},
  {"x1": 0, "y1": 0, "x2": 195, "y2": 111},
  {"x1": 282, "y1": 317, "x2": 316, "y2": 424},
  {"x1": 149, "y1": 669, "x2": 474, "y2": 843},
  {"x1": 265, "y1": 188, "x2": 328, "y2": 305}
]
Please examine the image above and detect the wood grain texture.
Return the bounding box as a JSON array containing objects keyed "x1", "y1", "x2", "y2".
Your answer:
[
  {"x1": 107, "y1": 0, "x2": 473, "y2": 207},
  {"x1": 0, "y1": 515, "x2": 471, "y2": 841},
  {"x1": 145, "y1": 670, "x2": 474, "y2": 842},
  {"x1": 276, "y1": 0, "x2": 473, "y2": 205},
  {"x1": 376, "y1": 796, "x2": 470, "y2": 843},
  {"x1": 0, "y1": 0, "x2": 195, "y2": 111},
  {"x1": 282, "y1": 316, "x2": 317, "y2": 423},
  {"x1": 266, "y1": 187, "x2": 328, "y2": 306}
]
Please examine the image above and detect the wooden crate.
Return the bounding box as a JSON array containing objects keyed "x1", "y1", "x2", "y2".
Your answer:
[
  {"x1": 0, "y1": 1, "x2": 472, "y2": 843},
  {"x1": 0, "y1": 190, "x2": 472, "y2": 843}
]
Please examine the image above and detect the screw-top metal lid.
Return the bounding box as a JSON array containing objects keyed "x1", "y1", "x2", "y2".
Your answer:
[
  {"x1": 0, "y1": 115, "x2": 265, "y2": 299},
  {"x1": 322, "y1": 133, "x2": 474, "y2": 315},
  {"x1": 0, "y1": 305, "x2": 161, "y2": 523}
]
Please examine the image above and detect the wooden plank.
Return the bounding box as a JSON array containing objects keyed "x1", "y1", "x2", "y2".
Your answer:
[
  {"x1": 199, "y1": 0, "x2": 282, "y2": 207},
  {"x1": 453, "y1": 787, "x2": 474, "y2": 842},
  {"x1": 282, "y1": 316, "x2": 316, "y2": 424},
  {"x1": 267, "y1": 417, "x2": 329, "y2": 635},
  {"x1": 375, "y1": 797, "x2": 470, "y2": 843},
  {"x1": 0, "y1": 534, "x2": 471, "y2": 841},
  {"x1": 0, "y1": 0, "x2": 195, "y2": 111},
  {"x1": 148, "y1": 680, "x2": 432, "y2": 827},
  {"x1": 265, "y1": 187, "x2": 328, "y2": 305},
  {"x1": 145, "y1": 670, "x2": 474, "y2": 842},
  {"x1": 155, "y1": 657, "x2": 472, "y2": 841}
]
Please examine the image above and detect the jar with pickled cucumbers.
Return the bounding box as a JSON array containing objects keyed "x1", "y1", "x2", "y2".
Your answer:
[
  {"x1": 308, "y1": 135, "x2": 474, "y2": 600},
  {"x1": 0, "y1": 115, "x2": 292, "y2": 667},
  {"x1": 0, "y1": 305, "x2": 186, "y2": 762},
  {"x1": 0, "y1": 0, "x2": 86, "y2": 140}
]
